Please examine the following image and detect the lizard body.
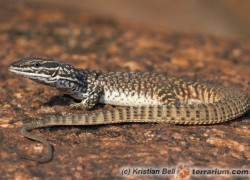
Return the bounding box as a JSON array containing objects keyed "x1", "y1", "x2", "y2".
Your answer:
[{"x1": 9, "y1": 57, "x2": 249, "y2": 162}]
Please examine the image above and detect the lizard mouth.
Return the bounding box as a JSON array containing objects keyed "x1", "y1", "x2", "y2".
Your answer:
[
  {"x1": 9, "y1": 67, "x2": 43, "y2": 80},
  {"x1": 8, "y1": 67, "x2": 24, "y2": 75},
  {"x1": 9, "y1": 66, "x2": 28, "y2": 75}
]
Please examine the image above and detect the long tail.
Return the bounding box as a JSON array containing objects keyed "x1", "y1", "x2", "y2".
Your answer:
[{"x1": 20, "y1": 87, "x2": 249, "y2": 162}]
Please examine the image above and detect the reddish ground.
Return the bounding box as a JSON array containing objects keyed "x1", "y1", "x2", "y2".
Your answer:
[{"x1": 0, "y1": 1, "x2": 249, "y2": 180}]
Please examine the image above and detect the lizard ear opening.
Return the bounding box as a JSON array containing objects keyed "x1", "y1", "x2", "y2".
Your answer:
[{"x1": 51, "y1": 67, "x2": 60, "y2": 77}]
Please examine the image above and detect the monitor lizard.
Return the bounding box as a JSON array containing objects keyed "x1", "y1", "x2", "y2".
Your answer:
[{"x1": 9, "y1": 57, "x2": 249, "y2": 162}]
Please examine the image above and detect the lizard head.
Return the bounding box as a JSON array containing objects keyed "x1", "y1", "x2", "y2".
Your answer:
[{"x1": 9, "y1": 57, "x2": 84, "y2": 87}]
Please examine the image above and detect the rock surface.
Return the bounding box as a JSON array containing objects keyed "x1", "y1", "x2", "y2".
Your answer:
[{"x1": 0, "y1": 1, "x2": 249, "y2": 180}]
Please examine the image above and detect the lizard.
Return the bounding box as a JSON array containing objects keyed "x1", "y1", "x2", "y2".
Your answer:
[{"x1": 9, "y1": 57, "x2": 249, "y2": 163}]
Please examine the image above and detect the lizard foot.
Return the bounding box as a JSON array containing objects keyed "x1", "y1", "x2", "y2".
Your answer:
[{"x1": 69, "y1": 102, "x2": 87, "y2": 110}]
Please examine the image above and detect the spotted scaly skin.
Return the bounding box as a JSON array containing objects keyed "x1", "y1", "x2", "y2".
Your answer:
[{"x1": 9, "y1": 57, "x2": 249, "y2": 162}]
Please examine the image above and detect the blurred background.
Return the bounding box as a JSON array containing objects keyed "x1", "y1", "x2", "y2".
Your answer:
[{"x1": 23, "y1": 0, "x2": 250, "y2": 38}]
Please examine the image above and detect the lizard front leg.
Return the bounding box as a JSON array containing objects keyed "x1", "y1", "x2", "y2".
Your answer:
[{"x1": 70, "y1": 85, "x2": 103, "y2": 110}]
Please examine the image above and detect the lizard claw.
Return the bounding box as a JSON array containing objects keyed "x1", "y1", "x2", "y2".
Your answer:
[{"x1": 69, "y1": 103, "x2": 86, "y2": 110}]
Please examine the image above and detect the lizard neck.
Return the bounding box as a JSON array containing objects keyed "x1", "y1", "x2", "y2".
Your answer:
[{"x1": 56, "y1": 69, "x2": 102, "y2": 100}]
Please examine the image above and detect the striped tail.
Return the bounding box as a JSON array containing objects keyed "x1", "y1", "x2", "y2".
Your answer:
[{"x1": 20, "y1": 87, "x2": 248, "y2": 162}]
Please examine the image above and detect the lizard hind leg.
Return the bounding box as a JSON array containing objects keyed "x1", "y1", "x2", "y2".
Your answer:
[
  {"x1": 18, "y1": 125, "x2": 53, "y2": 163},
  {"x1": 154, "y1": 83, "x2": 181, "y2": 106}
]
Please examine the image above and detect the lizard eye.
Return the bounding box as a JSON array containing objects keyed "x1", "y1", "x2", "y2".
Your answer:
[{"x1": 34, "y1": 63, "x2": 40, "y2": 67}]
